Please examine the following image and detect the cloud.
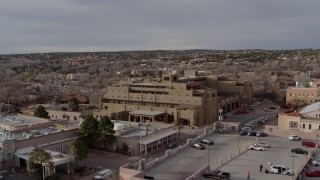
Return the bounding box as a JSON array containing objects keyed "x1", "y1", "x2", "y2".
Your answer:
[{"x1": 0, "y1": 0, "x2": 320, "y2": 54}]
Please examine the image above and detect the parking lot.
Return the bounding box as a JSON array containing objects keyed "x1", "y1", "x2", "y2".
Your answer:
[
  {"x1": 199, "y1": 136, "x2": 314, "y2": 180},
  {"x1": 146, "y1": 133, "x2": 258, "y2": 179}
]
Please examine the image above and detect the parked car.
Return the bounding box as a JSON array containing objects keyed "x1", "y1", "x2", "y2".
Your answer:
[
  {"x1": 256, "y1": 132, "x2": 268, "y2": 137},
  {"x1": 191, "y1": 143, "x2": 205, "y2": 150},
  {"x1": 312, "y1": 159, "x2": 320, "y2": 166},
  {"x1": 247, "y1": 131, "x2": 257, "y2": 136},
  {"x1": 203, "y1": 169, "x2": 230, "y2": 180},
  {"x1": 270, "y1": 165, "x2": 293, "y2": 176},
  {"x1": 291, "y1": 148, "x2": 308, "y2": 155},
  {"x1": 289, "y1": 135, "x2": 301, "y2": 141},
  {"x1": 200, "y1": 139, "x2": 214, "y2": 145},
  {"x1": 239, "y1": 130, "x2": 247, "y2": 136},
  {"x1": 255, "y1": 142, "x2": 271, "y2": 148},
  {"x1": 306, "y1": 170, "x2": 320, "y2": 177},
  {"x1": 302, "y1": 141, "x2": 317, "y2": 147},
  {"x1": 143, "y1": 175, "x2": 155, "y2": 179},
  {"x1": 249, "y1": 145, "x2": 265, "y2": 151},
  {"x1": 94, "y1": 169, "x2": 113, "y2": 180},
  {"x1": 167, "y1": 142, "x2": 177, "y2": 148}
]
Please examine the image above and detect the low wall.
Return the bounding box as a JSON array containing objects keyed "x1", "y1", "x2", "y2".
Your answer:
[
  {"x1": 185, "y1": 166, "x2": 209, "y2": 180},
  {"x1": 265, "y1": 125, "x2": 320, "y2": 141}
]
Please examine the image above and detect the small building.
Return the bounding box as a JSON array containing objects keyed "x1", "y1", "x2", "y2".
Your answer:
[{"x1": 0, "y1": 114, "x2": 78, "y2": 171}]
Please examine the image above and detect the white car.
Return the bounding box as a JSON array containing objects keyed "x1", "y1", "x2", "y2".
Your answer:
[
  {"x1": 255, "y1": 142, "x2": 271, "y2": 148},
  {"x1": 312, "y1": 159, "x2": 320, "y2": 166},
  {"x1": 289, "y1": 135, "x2": 301, "y2": 141},
  {"x1": 270, "y1": 165, "x2": 293, "y2": 176},
  {"x1": 249, "y1": 145, "x2": 265, "y2": 151}
]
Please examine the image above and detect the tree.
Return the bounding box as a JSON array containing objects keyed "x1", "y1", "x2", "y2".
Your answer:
[
  {"x1": 97, "y1": 116, "x2": 116, "y2": 149},
  {"x1": 27, "y1": 147, "x2": 54, "y2": 180},
  {"x1": 66, "y1": 139, "x2": 88, "y2": 169},
  {"x1": 68, "y1": 97, "x2": 80, "y2": 111},
  {"x1": 78, "y1": 115, "x2": 98, "y2": 147},
  {"x1": 33, "y1": 105, "x2": 49, "y2": 119}
]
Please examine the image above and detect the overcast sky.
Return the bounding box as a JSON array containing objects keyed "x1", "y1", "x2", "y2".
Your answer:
[{"x1": 1, "y1": 0, "x2": 320, "y2": 54}]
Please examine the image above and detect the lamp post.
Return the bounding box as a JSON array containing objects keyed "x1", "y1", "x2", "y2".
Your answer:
[
  {"x1": 237, "y1": 133, "x2": 240, "y2": 154},
  {"x1": 207, "y1": 144, "x2": 210, "y2": 168},
  {"x1": 290, "y1": 155, "x2": 297, "y2": 175}
]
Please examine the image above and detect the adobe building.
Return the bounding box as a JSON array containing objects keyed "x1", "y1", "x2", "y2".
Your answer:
[
  {"x1": 0, "y1": 114, "x2": 78, "y2": 171},
  {"x1": 286, "y1": 87, "x2": 320, "y2": 107},
  {"x1": 94, "y1": 70, "x2": 253, "y2": 127},
  {"x1": 265, "y1": 102, "x2": 320, "y2": 141}
]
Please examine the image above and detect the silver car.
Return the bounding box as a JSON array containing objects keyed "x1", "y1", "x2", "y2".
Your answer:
[{"x1": 255, "y1": 142, "x2": 271, "y2": 148}]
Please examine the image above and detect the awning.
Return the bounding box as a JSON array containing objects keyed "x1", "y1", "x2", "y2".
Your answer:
[
  {"x1": 129, "y1": 110, "x2": 165, "y2": 116},
  {"x1": 15, "y1": 146, "x2": 69, "y2": 166},
  {"x1": 139, "y1": 130, "x2": 177, "y2": 145}
]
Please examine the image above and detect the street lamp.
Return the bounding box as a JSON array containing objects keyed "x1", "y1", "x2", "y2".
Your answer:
[
  {"x1": 237, "y1": 134, "x2": 240, "y2": 154},
  {"x1": 207, "y1": 144, "x2": 210, "y2": 168},
  {"x1": 290, "y1": 155, "x2": 297, "y2": 175}
]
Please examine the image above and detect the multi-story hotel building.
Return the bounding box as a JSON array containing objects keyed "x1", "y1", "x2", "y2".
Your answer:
[{"x1": 94, "y1": 70, "x2": 253, "y2": 126}]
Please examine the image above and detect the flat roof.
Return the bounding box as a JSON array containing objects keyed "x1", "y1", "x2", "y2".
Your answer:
[
  {"x1": 140, "y1": 130, "x2": 177, "y2": 145},
  {"x1": 0, "y1": 114, "x2": 49, "y2": 127},
  {"x1": 129, "y1": 110, "x2": 165, "y2": 116},
  {"x1": 15, "y1": 146, "x2": 70, "y2": 166}
]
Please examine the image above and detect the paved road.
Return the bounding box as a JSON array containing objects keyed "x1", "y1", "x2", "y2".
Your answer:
[{"x1": 146, "y1": 133, "x2": 256, "y2": 180}]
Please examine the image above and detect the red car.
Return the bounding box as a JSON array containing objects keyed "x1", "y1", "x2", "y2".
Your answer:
[
  {"x1": 306, "y1": 170, "x2": 320, "y2": 177},
  {"x1": 302, "y1": 141, "x2": 317, "y2": 148}
]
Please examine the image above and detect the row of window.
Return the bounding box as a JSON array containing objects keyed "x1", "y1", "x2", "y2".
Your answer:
[
  {"x1": 289, "y1": 93, "x2": 318, "y2": 97},
  {"x1": 301, "y1": 123, "x2": 320, "y2": 130},
  {"x1": 289, "y1": 122, "x2": 320, "y2": 130},
  {"x1": 294, "y1": 99, "x2": 320, "y2": 103}
]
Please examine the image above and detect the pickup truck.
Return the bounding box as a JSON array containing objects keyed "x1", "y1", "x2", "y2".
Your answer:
[{"x1": 203, "y1": 169, "x2": 230, "y2": 180}]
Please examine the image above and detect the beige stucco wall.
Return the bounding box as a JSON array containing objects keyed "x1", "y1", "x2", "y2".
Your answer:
[
  {"x1": 286, "y1": 88, "x2": 319, "y2": 106},
  {"x1": 48, "y1": 110, "x2": 83, "y2": 122}
]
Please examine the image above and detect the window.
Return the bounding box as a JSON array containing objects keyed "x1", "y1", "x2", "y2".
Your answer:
[
  {"x1": 309, "y1": 124, "x2": 312, "y2": 129},
  {"x1": 60, "y1": 145, "x2": 64, "y2": 152},
  {"x1": 303, "y1": 124, "x2": 305, "y2": 129},
  {"x1": 318, "y1": 125, "x2": 320, "y2": 130},
  {"x1": 6, "y1": 151, "x2": 13, "y2": 159},
  {"x1": 290, "y1": 93, "x2": 292, "y2": 96},
  {"x1": 105, "y1": 106, "x2": 108, "y2": 110},
  {"x1": 289, "y1": 121, "x2": 298, "y2": 128},
  {"x1": 74, "y1": 116, "x2": 77, "y2": 121}
]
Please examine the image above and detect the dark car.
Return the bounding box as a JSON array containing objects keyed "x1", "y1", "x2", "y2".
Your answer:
[
  {"x1": 291, "y1": 148, "x2": 308, "y2": 155},
  {"x1": 239, "y1": 131, "x2": 247, "y2": 136},
  {"x1": 203, "y1": 169, "x2": 230, "y2": 180},
  {"x1": 167, "y1": 142, "x2": 177, "y2": 148},
  {"x1": 191, "y1": 143, "x2": 205, "y2": 150},
  {"x1": 306, "y1": 170, "x2": 320, "y2": 177},
  {"x1": 302, "y1": 141, "x2": 317, "y2": 148},
  {"x1": 257, "y1": 132, "x2": 268, "y2": 137},
  {"x1": 247, "y1": 131, "x2": 257, "y2": 136},
  {"x1": 201, "y1": 139, "x2": 214, "y2": 145}
]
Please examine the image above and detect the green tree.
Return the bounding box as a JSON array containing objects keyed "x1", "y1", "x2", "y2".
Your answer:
[
  {"x1": 27, "y1": 147, "x2": 54, "y2": 180},
  {"x1": 33, "y1": 105, "x2": 49, "y2": 119},
  {"x1": 66, "y1": 139, "x2": 88, "y2": 169},
  {"x1": 78, "y1": 115, "x2": 98, "y2": 147},
  {"x1": 68, "y1": 97, "x2": 80, "y2": 111},
  {"x1": 97, "y1": 116, "x2": 116, "y2": 149}
]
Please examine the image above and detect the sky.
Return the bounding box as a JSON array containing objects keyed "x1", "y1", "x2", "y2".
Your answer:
[{"x1": 0, "y1": 0, "x2": 320, "y2": 54}]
